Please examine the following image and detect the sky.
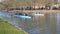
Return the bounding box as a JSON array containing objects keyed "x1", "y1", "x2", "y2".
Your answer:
[
  {"x1": 0, "y1": 0, "x2": 60, "y2": 3},
  {"x1": 57, "y1": 0, "x2": 60, "y2": 2},
  {"x1": 0, "y1": 0, "x2": 4, "y2": 2}
]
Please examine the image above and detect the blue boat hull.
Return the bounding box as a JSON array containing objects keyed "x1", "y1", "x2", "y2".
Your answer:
[{"x1": 14, "y1": 15, "x2": 31, "y2": 19}]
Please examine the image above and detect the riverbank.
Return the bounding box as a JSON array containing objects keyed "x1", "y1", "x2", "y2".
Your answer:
[
  {"x1": 2, "y1": 10, "x2": 60, "y2": 13},
  {"x1": 0, "y1": 18, "x2": 28, "y2": 34}
]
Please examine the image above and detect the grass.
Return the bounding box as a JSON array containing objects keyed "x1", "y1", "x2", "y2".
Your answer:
[{"x1": 0, "y1": 18, "x2": 28, "y2": 34}]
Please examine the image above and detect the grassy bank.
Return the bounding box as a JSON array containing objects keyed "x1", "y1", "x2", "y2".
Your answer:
[{"x1": 0, "y1": 18, "x2": 28, "y2": 34}]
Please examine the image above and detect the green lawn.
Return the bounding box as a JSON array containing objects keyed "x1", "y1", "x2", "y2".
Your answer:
[{"x1": 0, "y1": 19, "x2": 28, "y2": 34}]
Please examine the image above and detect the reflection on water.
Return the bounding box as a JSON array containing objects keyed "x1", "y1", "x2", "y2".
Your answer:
[
  {"x1": 0, "y1": 12, "x2": 60, "y2": 34},
  {"x1": 56, "y1": 13, "x2": 60, "y2": 34}
]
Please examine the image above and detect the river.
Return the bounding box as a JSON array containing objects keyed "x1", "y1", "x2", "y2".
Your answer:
[{"x1": 0, "y1": 11, "x2": 60, "y2": 34}]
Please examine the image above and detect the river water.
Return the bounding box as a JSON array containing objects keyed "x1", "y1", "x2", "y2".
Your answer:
[{"x1": 0, "y1": 11, "x2": 60, "y2": 34}]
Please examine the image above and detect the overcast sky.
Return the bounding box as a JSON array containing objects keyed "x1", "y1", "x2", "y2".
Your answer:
[
  {"x1": 0, "y1": 0, "x2": 4, "y2": 2},
  {"x1": 58, "y1": 0, "x2": 60, "y2": 2},
  {"x1": 0, "y1": 0, "x2": 60, "y2": 3}
]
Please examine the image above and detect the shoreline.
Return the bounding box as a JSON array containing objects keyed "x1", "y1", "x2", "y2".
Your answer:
[{"x1": 1, "y1": 10, "x2": 60, "y2": 13}]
